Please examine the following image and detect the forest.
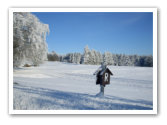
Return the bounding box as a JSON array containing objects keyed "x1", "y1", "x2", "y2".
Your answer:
[{"x1": 48, "y1": 46, "x2": 153, "y2": 67}]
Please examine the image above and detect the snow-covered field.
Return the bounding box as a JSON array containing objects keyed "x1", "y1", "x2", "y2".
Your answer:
[{"x1": 13, "y1": 61, "x2": 153, "y2": 110}]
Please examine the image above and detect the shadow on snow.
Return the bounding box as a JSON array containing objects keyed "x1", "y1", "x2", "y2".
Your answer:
[{"x1": 13, "y1": 84, "x2": 153, "y2": 110}]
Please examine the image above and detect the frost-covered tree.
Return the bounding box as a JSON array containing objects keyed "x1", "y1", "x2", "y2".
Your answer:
[
  {"x1": 47, "y1": 51, "x2": 59, "y2": 61},
  {"x1": 103, "y1": 52, "x2": 114, "y2": 65},
  {"x1": 62, "y1": 53, "x2": 70, "y2": 62},
  {"x1": 121, "y1": 54, "x2": 131, "y2": 66},
  {"x1": 111, "y1": 54, "x2": 152, "y2": 67},
  {"x1": 95, "y1": 51, "x2": 103, "y2": 65},
  {"x1": 62, "y1": 53, "x2": 81, "y2": 64},
  {"x1": 112, "y1": 54, "x2": 119, "y2": 66},
  {"x1": 57, "y1": 45, "x2": 153, "y2": 67},
  {"x1": 89, "y1": 50, "x2": 96, "y2": 65},
  {"x1": 74, "y1": 53, "x2": 82, "y2": 64},
  {"x1": 81, "y1": 45, "x2": 90, "y2": 64},
  {"x1": 132, "y1": 55, "x2": 140, "y2": 66},
  {"x1": 144, "y1": 55, "x2": 153, "y2": 67},
  {"x1": 115, "y1": 54, "x2": 123, "y2": 66},
  {"x1": 139, "y1": 55, "x2": 153, "y2": 67},
  {"x1": 81, "y1": 46, "x2": 103, "y2": 65},
  {"x1": 13, "y1": 12, "x2": 49, "y2": 67},
  {"x1": 128, "y1": 55, "x2": 135, "y2": 66}
]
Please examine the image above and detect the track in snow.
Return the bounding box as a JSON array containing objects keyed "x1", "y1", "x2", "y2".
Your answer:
[{"x1": 13, "y1": 61, "x2": 153, "y2": 110}]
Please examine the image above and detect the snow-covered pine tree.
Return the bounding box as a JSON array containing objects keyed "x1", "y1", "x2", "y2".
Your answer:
[
  {"x1": 103, "y1": 51, "x2": 114, "y2": 65},
  {"x1": 95, "y1": 51, "x2": 103, "y2": 65},
  {"x1": 74, "y1": 53, "x2": 81, "y2": 64},
  {"x1": 90, "y1": 50, "x2": 96, "y2": 65},
  {"x1": 13, "y1": 12, "x2": 49, "y2": 67},
  {"x1": 116, "y1": 54, "x2": 121, "y2": 66},
  {"x1": 62, "y1": 52, "x2": 81, "y2": 64},
  {"x1": 133, "y1": 55, "x2": 140, "y2": 66},
  {"x1": 81, "y1": 45, "x2": 90, "y2": 64},
  {"x1": 144, "y1": 55, "x2": 153, "y2": 67},
  {"x1": 122, "y1": 54, "x2": 131, "y2": 66},
  {"x1": 139, "y1": 55, "x2": 153, "y2": 67},
  {"x1": 112, "y1": 54, "x2": 118, "y2": 66},
  {"x1": 128, "y1": 55, "x2": 135, "y2": 66}
]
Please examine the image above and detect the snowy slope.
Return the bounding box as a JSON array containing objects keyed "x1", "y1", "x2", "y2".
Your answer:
[{"x1": 13, "y1": 61, "x2": 153, "y2": 110}]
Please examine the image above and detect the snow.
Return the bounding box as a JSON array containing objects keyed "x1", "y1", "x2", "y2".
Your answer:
[{"x1": 13, "y1": 61, "x2": 153, "y2": 110}]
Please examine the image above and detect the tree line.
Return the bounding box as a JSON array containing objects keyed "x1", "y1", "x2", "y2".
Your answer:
[
  {"x1": 13, "y1": 12, "x2": 153, "y2": 67},
  {"x1": 48, "y1": 45, "x2": 153, "y2": 67}
]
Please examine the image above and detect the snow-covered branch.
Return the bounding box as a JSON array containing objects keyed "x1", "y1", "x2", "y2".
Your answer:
[{"x1": 13, "y1": 12, "x2": 49, "y2": 67}]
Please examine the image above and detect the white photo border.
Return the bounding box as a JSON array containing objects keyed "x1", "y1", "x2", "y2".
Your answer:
[{"x1": 9, "y1": 8, "x2": 157, "y2": 114}]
